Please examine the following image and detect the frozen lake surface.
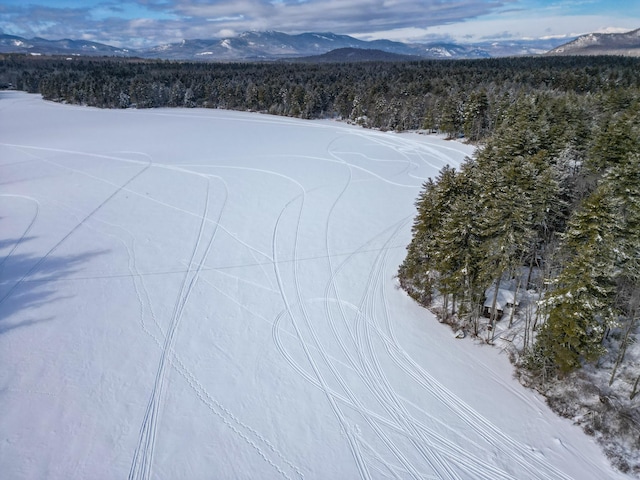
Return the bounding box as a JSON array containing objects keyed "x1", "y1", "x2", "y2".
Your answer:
[{"x1": 0, "y1": 92, "x2": 630, "y2": 479}]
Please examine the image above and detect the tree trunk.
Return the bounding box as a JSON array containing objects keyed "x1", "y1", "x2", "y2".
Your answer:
[
  {"x1": 471, "y1": 290, "x2": 481, "y2": 336},
  {"x1": 526, "y1": 245, "x2": 537, "y2": 289},
  {"x1": 631, "y1": 374, "x2": 640, "y2": 401},
  {"x1": 610, "y1": 315, "x2": 638, "y2": 386},
  {"x1": 523, "y1": 302, "x2": 534, "y2": 354},
  {"x1": 487, "y1": 274, "x2": 503, "y2": 343},
  {"x1": 451, "y1": 293, "x2": 457, "y2": 317},
  {"x1": 442, "y1": 293, "x2": 449, "y2": 321},
  {"x1": 509, "y1": 276, "x2": 521, "y2": 328}
]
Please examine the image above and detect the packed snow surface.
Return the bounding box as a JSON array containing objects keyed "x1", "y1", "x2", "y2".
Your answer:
[{"x1": 0, "y1": 92, "x2": 631, "y2": 479}]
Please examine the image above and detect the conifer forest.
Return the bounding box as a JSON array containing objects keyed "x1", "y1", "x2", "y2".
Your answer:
[{"x1": 2, "y1": 53, "x2": 639, "y2": 473}]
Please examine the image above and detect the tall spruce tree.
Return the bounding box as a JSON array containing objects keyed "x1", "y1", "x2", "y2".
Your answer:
[
  {"x1": 605, "y1": 154, "x2": 640, "y2": 385},
  {"x1": 399, "y1": 166, "x2": 457, "y2": 305},
  {"x1": 433, "y1": 161, "x2": 483, "y2": 322},
  {"x1": 536, "y1": 186, "x2": 621, "y2": 373}
]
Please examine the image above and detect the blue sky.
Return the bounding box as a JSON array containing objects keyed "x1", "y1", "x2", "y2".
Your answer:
[{"x1": 0, "y1": 0, "x2": 638, "y2": 48}]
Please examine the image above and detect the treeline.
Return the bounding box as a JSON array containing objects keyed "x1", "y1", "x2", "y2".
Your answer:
[
  {"x1": 399, "y1": 80, "x2": 640, "y2": 382},
  {"x1": 1, "y1": 54, "x2": 639, "y2": 142},
  {"x1": 2, "y1": 53, "x2": 639, "y2": 380},
  {"x1": 3, "y1": 53, "x2": 639, "y2": 468}
]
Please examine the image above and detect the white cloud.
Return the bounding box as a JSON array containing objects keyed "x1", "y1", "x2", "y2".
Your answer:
[
  {"x1": 414, "y1": 14, "x2": 640, "y2": 43},
  {"x1": 1, "y1": 0, "x2": 638, "y2": 48},
  {"x1": 352, "y1": 12, "x2": 638, "y2": 44}
]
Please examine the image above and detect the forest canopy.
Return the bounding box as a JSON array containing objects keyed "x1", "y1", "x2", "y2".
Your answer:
[
  {"x1": 1, "y1": 54, "x2": 639, "y2": 140},
  {"x1": 2, "y1": 52, "x2": 640, "y2": 471},
  {"x1": 2, "y1": 53, "x2": 639, "y2": 377}
]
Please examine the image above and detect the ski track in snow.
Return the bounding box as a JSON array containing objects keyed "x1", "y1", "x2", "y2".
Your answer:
[
  {"x1": 325, "y1": 141, "x2": 459, "y2": 479},
  {"x1": 0, "y1": 153, "x2": 151, "y2": 306},
  {"x1": 270, "y1": 140, "x2": 574, "y2": 480},
  {"x1": 0, "y1": 142, "x2": 288, "y2": 479},
  {"x1": 1, "y1": 95, "x2": 624, "y2": 480},
  {"x1": 90, "y1": 192, "x2": 303, "y2": 480},
  {"x1": 128, "y1": 176, "x2": 217, "y2": 480}
]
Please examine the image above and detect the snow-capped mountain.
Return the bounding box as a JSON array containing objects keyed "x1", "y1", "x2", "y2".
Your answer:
[
  {"x1": 547, "y1": 28, "x2": 640, "y2": 56},
  {"x1": 0, "y1": 30, "x2": 573, "y2": 60},
  {"x1": 0, "y1": 33, "x2": 131, "y2": 56},
  {"x1": 139, "y1": 31, "x2": 491, "y2": 60}
]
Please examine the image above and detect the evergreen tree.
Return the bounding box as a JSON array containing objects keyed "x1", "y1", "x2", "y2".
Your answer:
[
  {"x1": 605, "y1": 154, "x2": 640, "y2": 385},
  {"x1": 399, "y1": 166, "x2": 458, "y2": 304},
  {"x1": 462, "y1": 89, "x2": 490, "y2": 142},
  {"x1": 588, "y1": 112, "x2": 639, "y2": 174},
  {"x1": 434, "y1": 161, "x2": 484, "y2": 326},
  {"x1": 536, "y1": 187, "x2": 621, "y2": 373}
]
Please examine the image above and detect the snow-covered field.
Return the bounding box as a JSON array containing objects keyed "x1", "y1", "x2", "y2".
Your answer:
[{"x1": 0, "y1": 91, "x2": 631, "y2": 479}]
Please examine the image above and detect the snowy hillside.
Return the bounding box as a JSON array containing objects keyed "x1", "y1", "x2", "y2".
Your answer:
[
  {"x1": 548, "y1": 28, "x2": 640, "y2": 56},
  {"x1": 0, "y1": 92, "x2": 632, "y2": 479}
]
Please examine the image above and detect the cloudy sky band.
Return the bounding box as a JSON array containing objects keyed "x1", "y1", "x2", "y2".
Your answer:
[{"x1": 0, "y1": 0, "x2": 637, "y2": 48}]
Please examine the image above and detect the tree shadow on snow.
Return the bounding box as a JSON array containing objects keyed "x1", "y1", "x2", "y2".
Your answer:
[
  {"x1": 0, "y1": 238, "x2": 108, "y2": 335},
  {"x1": 0, "y1": 236, "x2": 37, "y2": 251}
]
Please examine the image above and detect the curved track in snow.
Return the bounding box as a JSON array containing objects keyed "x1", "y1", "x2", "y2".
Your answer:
[{"x1": 0, "y1": 92, "x2": 630, "y2": 480}]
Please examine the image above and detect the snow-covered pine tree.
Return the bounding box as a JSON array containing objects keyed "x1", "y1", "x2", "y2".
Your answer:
[
  {"x1": 398, "y1": 166, "x2": 458, "y2": 305},
  {"x1": 604, "y1": 154, "x2": 640, "y2": 385},
  {"x1": 536, "y1": 186, "x2": 621, "y2": 373},
  {"x1": 432, "y1": 161, "x2": 484, "y2": 324}
]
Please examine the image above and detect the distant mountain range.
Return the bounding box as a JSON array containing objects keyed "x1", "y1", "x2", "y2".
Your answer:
[
  {"x1": 1, "y1": 28, "x2": 638, "y2": 61},
  {"x1": 547, "y1": 28, "x2": 640, "y2": 56},
  {"x1": 142, "y1": 31, "x2": 436, "y2": 60},
  {"x1": 290, "y1": 47, "x2": 421, "y2": 63},
  {"x1": 0, "y1": 33, "x2": 132, "y2": 56}
]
